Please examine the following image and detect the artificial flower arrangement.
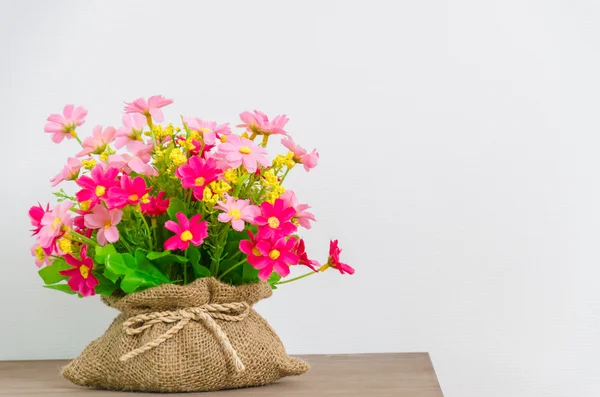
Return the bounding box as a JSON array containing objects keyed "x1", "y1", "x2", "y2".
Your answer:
[{"x1": 28, "y1": 96, "x2": 354, "y2": 392}]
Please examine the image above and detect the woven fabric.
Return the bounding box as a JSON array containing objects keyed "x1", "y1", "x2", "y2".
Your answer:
[{"x1": 62, "y1": 278, "x2": 309, "y2": 392}]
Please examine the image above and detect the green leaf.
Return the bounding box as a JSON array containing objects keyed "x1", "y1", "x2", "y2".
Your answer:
[
  {"x1": 187, "y1": 246, "x2": 209, "y2": 278},
  {"x1": 94, "y1": 244, "x2": 117, "y2": 265},
  {"x1": 44, "y1": 283, "x2": 76, "y2": 295},
  {"x1": 167, "y1": 197, "x2": 186, "y2": 221},
  {"x1": 105, "y1": 253, "x2": 128, "y2": 275},
  {"x1": 38, "y1": 257, "x2": 72, "y2": 285},
  {"x1": 268, "y1": 272, "x2": 282, "y2": 290},
  {"x1": 146, "y1": 250, "x2": 172, "y2": 260},
  {"x1": 242, "y1": 262, "x2": 259, "y2": 283},
  {"x1": 95, "y1": 273, "x2": 117, "y2": 296}
]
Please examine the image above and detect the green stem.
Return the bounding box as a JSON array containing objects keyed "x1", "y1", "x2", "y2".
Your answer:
[
  {"x1": 146, "y1": 114, "x2": 157, "y2": 147},
  {"x1": 119, "y1": 236, "x2": 133, "y2": 254},
  {"x1": 217, "y1": 258, "x2": 247, "y2": 280},
  {"x1": 280, "y1": 167, "x2": 292, "y2": 184},
  {"x1": 69, "y1": 231, "x2": 98, "y2": 247},
  {"x1": 74, "y1": 135, "x2": 83, "y2": 146},
  {"x1": 276, "y1": 270, "x2": 317, "y2": 285},
  {"x1": 137, "y1": 210, "x2": 153, "y2": 249},
  {"x1": 183, "y1": 248, "x2": 188, "y2": 285}
]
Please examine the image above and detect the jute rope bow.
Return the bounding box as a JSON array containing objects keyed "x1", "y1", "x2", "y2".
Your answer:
[{"x1": 119, "y1": 302, "x2": 250, "y2": 372}]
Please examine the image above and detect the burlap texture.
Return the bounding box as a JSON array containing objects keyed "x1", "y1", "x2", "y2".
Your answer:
[{"x1": 62, "y1": 278, "x2": 309, "y2": 392}]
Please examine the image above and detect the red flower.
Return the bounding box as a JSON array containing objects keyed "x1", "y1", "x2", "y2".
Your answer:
[
  {"x1": 107, "y1": 175, "x2": 152, "y2": 209},
  {"x1": 75, "y1": 165, "x2": 119, "y2": 206},
  {"x1": 254, "y1": 199, "x2": 297, "y2": 240},
  {"x1": 327, "y1": 240, "x2": 354, "y2": 275},
  {"x1": 59, "y1": 246, "x2": 98, "y2": 297},
  {"x1": 141, "y1": 192, "x2": 170, "y2": 217},
  {"x1": 292, "y1": 238, "x2": 319, "y2": 271}
]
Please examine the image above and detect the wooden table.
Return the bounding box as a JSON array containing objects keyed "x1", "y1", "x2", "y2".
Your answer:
[{"x1": 0, "y1": 353, "x2": 443, "y2": 396}]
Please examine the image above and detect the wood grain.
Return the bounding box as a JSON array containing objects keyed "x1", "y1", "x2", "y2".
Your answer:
[{"x1": 0, "y1": 353, "x2": 443, "y2": 396}]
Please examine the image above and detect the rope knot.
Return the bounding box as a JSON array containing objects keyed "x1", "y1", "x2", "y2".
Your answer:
[{"x1": 119, "y1": 302, "x2": 250, "y2": 373}]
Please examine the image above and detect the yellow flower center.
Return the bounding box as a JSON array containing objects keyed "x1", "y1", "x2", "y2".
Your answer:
[
  {"x1": 104, "y1": 220, "x2": 112, "y2": 229},
  {"x1": 34, "y1": 245, "x2": 46, "y2": 261},
  {"x1": 252, "y1": 247, "x2": 261, "y2": 256},
  {"x1": 80, "y1": 200, "x2": 91, "y2": 211},
  {"x1": 239, "y1": 146, "x2": 252, "y2": 155},
  {"x1": 220, "y1": 135, "x2": 228, "y2": 143},
  {"x1": 141, "y1": 193, "x2": 150, "y2": 204},
  {"x1": 80, "y1": 265, "x2": 90, "y2": 279},
  {"x1": 129, "y1": 194, "x2": 139, "y2": 201},
  {"x1": 181, "y1": 230, "x2": 193, "y2": 242},
  {"x1": 57, "y1": 238, "x2": 72, "y2": 254},
  {"x1": 195, "y1": 177, "x2": 206, "y2": 187},
  {"x1": 267, "y1": 216, "x2": 280, "y2": 229},
  {"x1": 95, "y1": 185, "x2": 106, "y2": 197},
  {"x1": 229, "y1": 209, "x2": 241, "y2": 220},
  {"x1": 51, "y1": 218, "x2": 62, "y2": 230},
  {"x1": 269, "y1": 249, "x2": 281, "y2": 260},
  {"x1": 198, "y1": 127, "x2": 212, "y2": 133}
]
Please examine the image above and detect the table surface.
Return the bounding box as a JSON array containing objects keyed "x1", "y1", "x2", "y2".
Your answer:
[{"x1": 0, "y1": 353, "x2": 443, "y2": 396}]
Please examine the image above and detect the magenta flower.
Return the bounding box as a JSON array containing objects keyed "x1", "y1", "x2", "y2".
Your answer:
[
  {"x1": 184, "y1": 118, "x2": 231, "y2": 145},
  {"x1": 254, "y1": 198, "x2": 297, "y2": 240},
  {"x1": 44, "y1": 104, "x2": 88, "y2": 143},
  {"x1": 84, "y1": 205, "x2": 122, "y2": 246},
  {"x1": 251, "y1": 237, "x2": 299, "y2": 280},
  {"x1": 217, "y1": 134, "x2": 269, "y2": 173},
  {"x1": 59, "y1": 246, "x2": 98, "y2": 297},
  {"x1": 76, "y1": 125, "x2": 116, "y2": 156},
  {"x1": 29, "y1": 202, "x2": 50, "y2": 236},
  {"x1": 75, "y1": 165, "x2": 119, "y2": 207},
  {"x1": 141, "y1": 192, "x2": 170, "y2": 217},
  {"x1": 280, "y1": 190, "x2": 316, "y2": 229},
  {"x1": 292, "y1": 238, "x2": 319, "y2": 271},
  {"x1": 239, "y1": 231, "x2": 263, "y2": 266},
  {"x1": 327, "y1": 240, "x2": 354, "y2": 275},
  {"x1": 164, "y1": 212, "x2": 208, "y2": 251},
  {"x1": 50, "y1": 157, "x2": 82, "y2": 187},
  {"x1": 38, "y1": 202, "x2": 73, "y2": 248},
  {"x1": 175, "y1": 156, "x2": 221, "y2": 200},
  {"x1": 124, "y1": 95, "x2": 173, "y2": 123},
  {"x1": 107, "y1": 175, "x2": 152, "y2": 209},
  {"x1": 237, "y1": 110, "x2": 289, "y2": 136},
  {"x1": 216, "y1": 195, "x2": 260, "y2": 231},
  {"x1": 115, "y1": 113, "x2": 147, "y2": 150},
  {"x1": 281, "y1": 136, "x2": 319, "y2": 172}
]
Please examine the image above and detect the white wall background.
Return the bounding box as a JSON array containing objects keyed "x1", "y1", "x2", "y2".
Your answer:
[{"x1": 1, "y1": 1, "x2": 599, "y2": 396}]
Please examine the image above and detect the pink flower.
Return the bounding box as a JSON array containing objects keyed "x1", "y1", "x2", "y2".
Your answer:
[
  {"x1": 239, "y1": 231, "x2": 263, "y2": 266},
  {"x1": 237, "y1": 110, "x2": 289, "y2": 136},
  {"x1": 292, "y1": 238, "x2": 319, "y2": 271},
  {"x1": 254, "y1": 198, "x2": 297, "y2": 239},
  {"x1": 107, "y1": 175, "x2": 152, "y2": 209},
  {"x1": 29, "y1": 202, "x2": 50, "y2": 235},
  {"x1": 184, "y1": 118, "x2": 231, "y2": 145},
  {"x1": 31, "y1": 243, "x2": 53, "y2": 268},
  {"x1": 124, "y1": 95, "x2": 173, "y2": 123},
  {"x1": 327, "y1": 240, "x2": 354, "y2": 275},
  {"x1": 141, "y1": 192, "x2": 170, "y2": 217},
  {"x1": 75, "y1": 165, "x2": 119, "y2": 207},
  {"x1": 281, "y1": 136, "x2": 319, "y2": 172},
  {"x1": 216, "y1": 195, "x2": 260, "y2": 231},
  {"x1": 50, "y1": 157, "x2": 82, "y2": 187},
  {"x1": 84, "y1": 205, "x2": 122, "y2": 246},
  {"x1": 44, "y1": 104, "x2": 88, "y2": 143},
  {"x1": 175, "y1": 156, "x2": 221, "y2": 200},
  {"x1": 108, "y1": 141, "x2": 156, "y2": 176},
  {"x1": 38, "y1": 202, "x2": 73, "y2": 248},
  {"x1": 59, "y1": 246, "x2": 98, "y2": 297},
  {"x1": 217, "y1": 134, "x2": 269, "y2": 173},
  {"x1": 164, "y1": 212, "x2": 208, "y2": 251},
  {"x1": 115, "y1": 114, "x2": 147, "y2": 150},
  {"x1": 76, "y1": 125, "x2": 116, "y2": 156},
  {"x1": 249, "y1": 237, "x2": 299, "y2": 280},
  {"x1": 280, "y1": 190, "x2": 316, "y2": 229}
]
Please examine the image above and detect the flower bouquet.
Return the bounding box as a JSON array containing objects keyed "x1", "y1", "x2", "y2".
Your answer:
[{"x1": 29, "y1": 96, "x2": 354, "y2": 392}]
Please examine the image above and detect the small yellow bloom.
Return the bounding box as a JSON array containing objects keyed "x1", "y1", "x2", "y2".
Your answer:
[
  {"x1": 79, "y1": 200, "x2": 92, "y2": 212},
  {"x1": 81, "y1": 158, "x2": 97, "y2": 170},
  {"x1": 223, "y1": 168, "x2": 238, "y2": 184},
  {"x1": 169, "y1": 149, "x2": 187, "y2": 167},
  {"x1": 100, "y1": 151, "x2": 110, "y2": 162},
  {"x1": 57, "y1": 238, "x2": 72, "y2": 254}
]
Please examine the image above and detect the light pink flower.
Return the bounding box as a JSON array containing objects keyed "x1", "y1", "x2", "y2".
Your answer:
[
  {"x1": 280, "y1": 190, "x2": 316, "y2": 229},
  {"x1": 44, "y1": 104, "x2": 88, "y2": 143},
  {"x1": 124, "y1": 95, "x2": 173, "y2": 123},
  {"x1": 184, "y1": 118, "x2": 231, "y2": 145},
  {"x1": 216, "y1": 195, "x2": 260, "y2": 231},
  {"x1": 108, "y1": 141, "x2": 157, "y2": 176},
  {"x1": 50, "y1": 157, "x2": 82, "y2": 187},
  {"x1": 281, "y1": 136, "x2": 319, "y2": 171},
  {"x1": 84, "y1": 205, "x2": 122, "y2": 246},
  {"x1": 237, "y1": 110, "x2": 289, "y2": 136},
  {"x1": 31, "y1": 243, "x2": 53, "y2": 268},
  {"x1": 217, "y1": 134, "x2": 269, "y2": 173},
  {"x1": 76, "y1": 125, "x2": 116, "y2": 156},
  {"x1": 115, "y1": 114, "x2": 147, "y2": 150},
  {"x1": 38, "y1": 202, "x2": 73, "y2": 248}
]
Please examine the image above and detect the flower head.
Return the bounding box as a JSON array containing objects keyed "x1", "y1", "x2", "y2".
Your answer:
[
  {"x1": 175, "y1": 156, "x2": 221, "y2": 200},
  {"x1": 292, "y1": 238, "x2": 319, "y2": 271},
  {"x1": 29, "y1": 202, "x2": 50, "y2": 235},
  {"x1": 38, "y1": 202, "x2": 73, "y2": 248},
  {"x1": 84, "y1": 205, "x2": 122, "y2": 246},
  {"x1": 50, "y1": 157, "x2": 82, "y2": 187},
  {"x1": 115, "y1": 113, "x2": 147, "y2": 150},
  {"x1": 254, "y1": 198, "x2": 297, "y2": 239},
  {"x1": 164, "y1": 212, "x2": 208, "y2": 251},
  {"x1": 59, "y1": 246, "x2": 98, "y2": 297},
  {"x1": 237, "y1": 110, "x2": 289, "y2": 136},
  {"x1": 31, "y1": 243, "x2": 53, "y2": 268},
  {"x1": 124, "y1": 95, "x2": 173, "y2": 123},
  {"x1": 141, "y1": 191, "x2": 170, "y2": 217},
  {"x1": 44, "y1": 104, "x2": 87, "y2": 143},
  {"x1": 326, "y1": 240, "x2": 354, "y2": 275},
  {"x1": 239, "y1": 230, "x2": 263, "y2": 266},
  {"x1": 280, "y1": 190, "x2": 316, "y2": 229},
  {"x1": 108, "y1": 141, "x2": 156, "y2": 176},
  {"x1": 184, "y1": 118, "x2": 231, "y2": 146},
  {"x1": 216, "y1": 195, "x2": 260, "y2": 231},
  {"x1": 248, "y1": 237, "x2": 299, "y2": 280},
  {"x1": 217, "y1": 134, "x2": 269, "y2": 173},
  {"x1": 76, "y1": 125, "x2": 116, "y2": 156},
  {"x1": 75, "y1": 165, "x2": 119, "y2": 207},
  {"x1": 107, "y1": 175, "x2": 152, "y2": 209},
  {"x1": 281, "y1": 136, "x2": 319, "y2": 172}
]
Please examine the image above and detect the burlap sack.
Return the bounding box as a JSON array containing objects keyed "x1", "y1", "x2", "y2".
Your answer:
[{"x1": 62, "y1": 277, "x2": 309, "y2": 392}]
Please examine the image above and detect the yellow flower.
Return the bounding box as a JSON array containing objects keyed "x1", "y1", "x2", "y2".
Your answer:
[
  {"x1": 169, "y1": 149, "x2": 187, "y2": 167},
  {"x1": 100, "y1": 151, "x2": 110, "y2": 162},
  {"x1": 223, "y1": 168, "x2": 238, "y2": 184},
  {"x1": 81, "y1": 158, "x2": 96, "y2": 170},
  {"x1": 209, "y1": 180, "x2": 231, "y2": 195},
  {"x1": 57, "y1": 238, "x2": 72, "y2": 254},
  {"x1": 261, "y1": 168, "x2": 279, "y2": 187}
]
